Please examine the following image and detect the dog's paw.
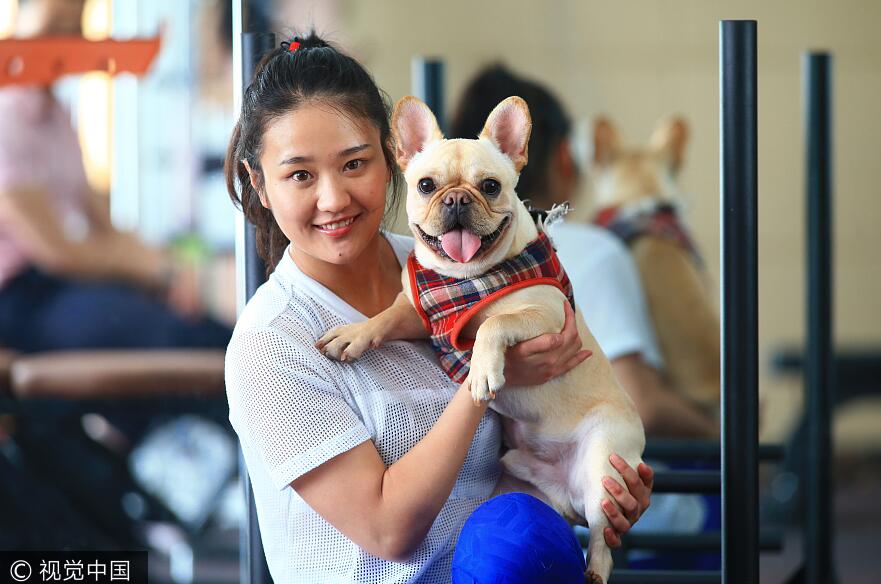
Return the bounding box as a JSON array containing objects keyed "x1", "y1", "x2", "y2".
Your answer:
[
  {"x1": 586, "y1": 570, "x2": 605, "y2": 584},
  {"x1": 466, "y1": 351, "x2": 505, "y2": 402},
  {"x1": 316, "y1": 323, "x2": 379, "y2": 362}
]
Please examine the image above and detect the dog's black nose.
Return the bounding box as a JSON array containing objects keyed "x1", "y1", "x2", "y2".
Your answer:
[
  {"x1": 441, "y1": 190, "x2": 472, "y2": 231},
  {"x1": 442, "y1": 190, "x2": 472, "y2": 207}
]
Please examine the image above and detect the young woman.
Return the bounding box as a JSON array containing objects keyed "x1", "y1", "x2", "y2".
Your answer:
[{"x1": 224, "y1": 33, "x2": 653, "y2": 582}]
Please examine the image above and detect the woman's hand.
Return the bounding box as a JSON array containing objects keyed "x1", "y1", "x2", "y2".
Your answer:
[
  {"x1": 503, "y1": 301, "x2": 592, "y2": 386},
  {"x1": 601, "y1": 455, "x2": 654, "y2": 547}
]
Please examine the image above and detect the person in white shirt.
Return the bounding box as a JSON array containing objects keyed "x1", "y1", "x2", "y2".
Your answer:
[
  {"x1": 450, "y1": 65, "x2": 717, "y2": 439},
  {"x1": 223, "y1": 34, "x2": 653, "y2": 583}
]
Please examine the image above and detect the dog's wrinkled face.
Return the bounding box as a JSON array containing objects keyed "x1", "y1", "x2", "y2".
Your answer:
[
  {"x1": 392, "y1": 96, "x2": 532, "y2": 277},
  {"x1": 592, "y1": 116, "x2": 690, "y2": 208}
]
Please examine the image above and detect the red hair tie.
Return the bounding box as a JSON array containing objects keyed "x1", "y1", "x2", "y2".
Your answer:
[{"x1": 288, "y1": 40, "x2": 300, "y2": 52}]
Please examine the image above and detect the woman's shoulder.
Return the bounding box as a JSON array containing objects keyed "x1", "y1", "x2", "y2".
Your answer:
[
  {"x1": 225, "y1": 285, "x2": 342, "y2": 397},
  {"x1": 229, "y1": 276, "x2": 325, "y2": 356}
]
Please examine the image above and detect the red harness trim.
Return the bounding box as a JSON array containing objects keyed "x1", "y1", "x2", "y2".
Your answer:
[
  {"x1": 406, "y1": 232, "x2": 575, "y2": 382},
  {"x1": 449, "y1": 277, "x2": 566, "y2": 351},
  {"x1": 407, "y1": 253, "x2": 433, "y2": 334}
]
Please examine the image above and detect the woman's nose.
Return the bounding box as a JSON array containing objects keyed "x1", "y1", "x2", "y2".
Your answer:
[{"x1": 315, "y1": 176, "x2": 351, "y2": 212}]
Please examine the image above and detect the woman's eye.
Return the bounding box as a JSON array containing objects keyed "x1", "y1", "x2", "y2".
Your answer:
[
  {"x1": 418, "y1": 178, "x2": 436, "y2": 194},
  {"x1": 291, "y1": 170, "x2": 312, "y2": 182},
  {"x1": 481, "y1": 178, "x2": 501, "y2": 196},
  {"x1": 344, "y1": 159, "x2": 364, "y2": 171}
]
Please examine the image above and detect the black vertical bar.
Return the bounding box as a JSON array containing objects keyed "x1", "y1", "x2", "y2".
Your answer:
[
  {"x1": 239, "y1": 22, "x2": 276, "y2": 584},
  {"x1": 241, "y1": 32, "x2": 274, "y2": 296},
  {"x1": 804, "y1": 52, "x2": 835, "y2": 584},
  {"x1": 720, "y1": 20, "x2": 759, "y2": 584},
  {"x1": 412, "y1": 57, "x2": 446, "y2": 132}
]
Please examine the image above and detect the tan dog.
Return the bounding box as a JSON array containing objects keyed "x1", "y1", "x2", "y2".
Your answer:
[
  {"x1": 591, "y1": 117, "x2": 720, "y2": 416},
  {"x1": 317, "y1": 96, "x2": 645, "y2": 583}
]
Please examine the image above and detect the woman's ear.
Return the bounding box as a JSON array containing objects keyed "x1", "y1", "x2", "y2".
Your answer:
[
  {"x1": 556, "y1": 138, "x2": 577, "y2": 180},
  {"x1": 550, "y1": 138, "x2": 580, "y2": 204},
  {"x1": 243, "y1": 160, "x2": 270, "y2": 209}
]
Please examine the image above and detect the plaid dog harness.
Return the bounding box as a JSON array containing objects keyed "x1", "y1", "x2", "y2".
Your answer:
[
  {"x1": 407, "y1": 231, "x2": 575, "y2": 383},
  {"x1": 594, "y1": 201, "x2": 703, "y2": 265}
]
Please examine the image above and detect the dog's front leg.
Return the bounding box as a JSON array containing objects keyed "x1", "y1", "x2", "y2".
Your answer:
[
  {"x1": 317, "y1": 291, "x2": 427, "y2": 361},
  {"x1": 467, "y1": 301, "x2": 563, "y2": 402}
]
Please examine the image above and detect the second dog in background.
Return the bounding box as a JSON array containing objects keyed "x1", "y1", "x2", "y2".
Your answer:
[{"x1": 591, "y1": 117, "x2": 721, "y2": 417}]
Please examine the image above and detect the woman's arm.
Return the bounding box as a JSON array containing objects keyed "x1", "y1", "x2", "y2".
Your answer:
[
  {"x1": 292, "y1": 383, "x2": 488, "y2": 562},
  {"x1": 612, "y1": 353, "x2": 718, "y2": 438},
  {"x1": 503, "y1": 301, "x2": 592, "y2": 385},
  {"x1": 296, "y1": 303, "x2": 649, "y2": 561},
  {"x1": 0, "y1": 186, "x2": 167, "y2": 290}
]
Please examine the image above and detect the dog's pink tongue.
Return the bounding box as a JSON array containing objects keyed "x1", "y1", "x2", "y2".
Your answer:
[{"x1": 441, "y1": 229, "x2": 482, "y2": 263}]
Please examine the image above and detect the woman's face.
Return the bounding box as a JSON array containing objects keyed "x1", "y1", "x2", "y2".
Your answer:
[{"x1": 252, "y1": 103, "x2": 390, "y2": 268}]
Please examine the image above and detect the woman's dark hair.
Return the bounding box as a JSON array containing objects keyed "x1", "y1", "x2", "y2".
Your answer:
[
  {"x1": 225, "y1": 32, "x2": 402, "y2": 273},
  {"x1": 449, "y1": 64, "x2": 572, "y2": 207}
]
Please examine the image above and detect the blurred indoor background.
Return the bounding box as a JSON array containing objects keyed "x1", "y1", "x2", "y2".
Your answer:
[{"x1": 1, "y1": 0, "x2": 879, "y2": 582}]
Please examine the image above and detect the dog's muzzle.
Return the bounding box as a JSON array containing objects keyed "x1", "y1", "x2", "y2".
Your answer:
[{"x1": 441, "y1": 189, "x2": 473, "y2": 232}]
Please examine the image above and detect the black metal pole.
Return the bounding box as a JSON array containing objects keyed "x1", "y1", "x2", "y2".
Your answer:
[
  {"x1": 411, "y1": 57, "x2": 446, "y2": 132},
  {"x1": 804, "y1": 51, "x2": 836, "y2": 584},
  {"x1": 237, "y1": 8, "x2": 276, "y2": 584},
  {"x1": 720, "y1": 20, "x2": 759, "y2": 584},
  {"x1": 241, "y1": 32, "x2": 274, "y2": 295}
]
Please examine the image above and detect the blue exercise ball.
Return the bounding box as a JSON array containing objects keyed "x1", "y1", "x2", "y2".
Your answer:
[{"x1": 452, "y1": 493, "x2": 585, "y2": 584}]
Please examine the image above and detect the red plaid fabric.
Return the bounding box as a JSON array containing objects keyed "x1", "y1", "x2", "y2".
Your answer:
[
  {"x1": 407, "y1": 231, "x2": 576, "y2": 383},
  {"x1": 594, "y1": 202, "x2": 703, "y2": 265}
]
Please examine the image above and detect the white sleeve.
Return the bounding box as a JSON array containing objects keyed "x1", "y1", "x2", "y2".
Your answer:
[
  {"x1": 225, "y1": 327, "x2": 372, "y2": 491},
  {"x1": 571, "y1": 246, "x2": 665, "y2": 369}
]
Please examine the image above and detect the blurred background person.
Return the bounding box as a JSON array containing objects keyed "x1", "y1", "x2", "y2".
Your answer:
[
  {"x1": 0, "y1": 0, "x2": 233, "y2": 353},
  {"x1": 0, "y1": 0, "x2": 237, "y2": 554}
]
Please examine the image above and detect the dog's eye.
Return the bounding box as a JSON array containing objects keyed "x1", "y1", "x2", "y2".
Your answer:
[
  {"x1": 481, "y1": 179, "x2": 501, "y2": 196},
  {"x1": 418, "y1": 178, "x2": 436, "y2": 194}
]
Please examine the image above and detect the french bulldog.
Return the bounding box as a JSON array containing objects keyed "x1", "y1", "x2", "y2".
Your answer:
[
  {"x1": 592, "y1": 116, "x2": 720, "y2": 416},
  {"x1": 317, "y1": 96, "x2": 645, "y2": 583}
]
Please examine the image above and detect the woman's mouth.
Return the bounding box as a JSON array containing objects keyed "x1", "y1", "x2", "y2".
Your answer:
[{"x1": 314, "y1": 215, "x2": 358, "y2": 237}]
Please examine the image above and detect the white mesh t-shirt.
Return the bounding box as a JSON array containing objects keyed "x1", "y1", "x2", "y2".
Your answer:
[{"x1": 225, "y1": 232, "x2": 502, "y2": 584}]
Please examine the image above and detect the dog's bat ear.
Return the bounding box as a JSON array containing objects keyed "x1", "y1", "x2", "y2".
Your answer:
[
  {"x1": 480, "y1": 96, "x2": 532, "y2": 172},
  {"x1": 391, "y1": 96, "x2": 444, "y2": 171},
  {"x1": 649, "y1": 116, "x2": 689, "y2": 173},
  {"x1": 593, "y1": 117, "x2": 620, "y2": 168}
]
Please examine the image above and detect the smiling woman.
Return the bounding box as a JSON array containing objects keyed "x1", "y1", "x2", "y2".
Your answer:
[
  {"x1": 223, "y1": 31, "x2": 651, "y2": 584},
  {"x1": 244, "y1": 105, "x2": 390, "y2": 277},
  {"x1": 225, "y1": 35, "x2": 403, "y2": 281}
]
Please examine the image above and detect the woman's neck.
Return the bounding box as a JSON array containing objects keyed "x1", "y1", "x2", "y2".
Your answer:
[{"x1": 290, "y1": 232, "x2": 402, "y2": 317}]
